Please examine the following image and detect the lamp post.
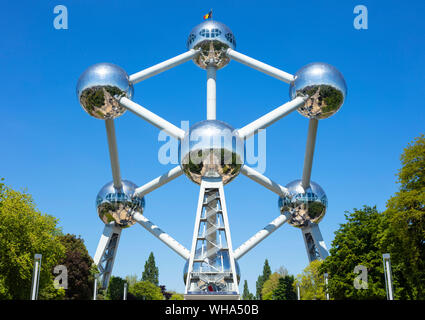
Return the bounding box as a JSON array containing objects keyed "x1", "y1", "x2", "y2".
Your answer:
[
  {"x1": 93, "y1": 274, "x2": 99, "y2": 300},
  {"x1": 30, "y1": 254, "x2": 42, "y2": 300},
  {"x1": 383, "y1": 253, "x2": 394, "y2": 300},
  {"x1": 324, "y1": 273, "x2": 330, "y2": 300},
  {"x1": 123, "y1": 282, "x2": 128, "y2": 300}
]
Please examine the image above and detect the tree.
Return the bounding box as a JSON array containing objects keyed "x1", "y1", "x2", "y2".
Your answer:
[
  {"x1": 160, "y1": 285, "x2": 172, "y2": 300},
  {"x1": 170, "y1": 293, "x2": 184, "y2": 300},
  {"x1": 320, "y1": 206, "x2": 387, "y2": 299},
  {"x1": 273, "y1": 276, "x2": 297, "y2": 300},
  {"x1": 242, "y1": 280, "x2": 254, "y2": 300},
  {"x1": 57, "y1": 234, "x2": 95, "y2": 300},
  {"x1": 383, "y1": 134, "x2": 425, "y2": 299},
  {"x1": 142, "y1": 252, "x2": 159, "y2": 286},
  {"x1": 0, "y1": 180, "x2": 66, "y2": 299},
  {"x1": 295, "y1": 260, "x2": 326, "y2": 300},
  {"x1": 106, "y1": 276, "x2": 126, "y2": 300},
  {"x1": 129, "y1": 281, "x2": 163, "y2": 300},
  {"x1": 261, "y1": 272, "x2": 282, "y2": 300},
  {"x1": 255, "y1": 259, "x2": 271, "y2": 299}
]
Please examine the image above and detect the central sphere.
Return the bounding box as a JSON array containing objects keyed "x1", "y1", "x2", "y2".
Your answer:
[
  {"x1": 96, "y1": 180, "x2": 145, "y2": 228},
  {"x1": 179, "y1": 120, "x2": 244, "y2": 185},
  {"x1": 187, "y1": 20, "x2": 236, "y2": 69}
]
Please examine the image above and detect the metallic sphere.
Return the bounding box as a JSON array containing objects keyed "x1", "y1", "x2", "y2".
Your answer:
[
  {"x1": 179, "y1": 120, "x2": 244, "y2": 185},
  {"x1": 183, "y1": 251, "x2": 241, "y2": 285},
  {"x1": 96, "y1": 180, "x2": 145, "y2": 228},
  {"x1": 278, "y1": 180, "x2": 327, "y2": 228},
  {"x1": 76, "y1": 63, "x2": 133, "y2": 119},
  {"x1": 187, "y1": 20, "x2": 236, "y2": 69},
  {"x1": 290, "y1": 62, "x2": 347, "y2": 119}
]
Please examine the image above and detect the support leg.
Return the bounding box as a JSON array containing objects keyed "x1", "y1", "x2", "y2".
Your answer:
[
  {"x1": 185, "y1": 178, "x2": 239, "y2": 300},
  {"x1": 301, "y1": 223, "x2": 329, "y2": 263},
  {"x1": 93, "y1": 223, "x2": 122, "y2": 290}
]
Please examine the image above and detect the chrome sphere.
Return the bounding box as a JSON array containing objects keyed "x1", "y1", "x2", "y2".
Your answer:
[
  {"x1": 290, "y1": 62, "x2": 347, "y2": 119},
  {"x1": 183, "y1": 251, "x2": 241, "y2": 285},
  {"x1": 179, "y1": 120, "x2": 244, "y2": 185},
  {"x1": 187, "y1": 20, "x2": 236, "y2": 69},
  {"x1": 76, "y1": 63, "x2": 133, "y2": 119},
  {"x1": 278, "y1": 180, "x2": 327, "y2": 228},
  {"x1": 96, "y1": 180, "x2": 144, "y2": 228}
]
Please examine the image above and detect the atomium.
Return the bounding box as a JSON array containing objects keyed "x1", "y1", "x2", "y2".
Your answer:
[
  {"x1": 82, "y1": 17, "x2": 347, "y2": 297},
  {"x1": 96, "y1": 180, "x2": 145, "y2": 228},
  {"x1": 278, "y1": 180, "x2": 327, "y2": 228},
  {"x1": 179, "y1": 120, "x2": 244, "y2": 185},
  {"x1": 187, "y1": 20, "x2": 236, "y2": 69},
  {"x1": 290, "y1": 62, "x2": 347, "y2": 119},
  {"x1": 77, "y1": 63, "x2": 134, "y2": 119}
]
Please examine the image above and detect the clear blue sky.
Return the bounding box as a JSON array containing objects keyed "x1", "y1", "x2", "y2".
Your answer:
[{"x1": 1, "y1": 0, "x2": 424, "y2": 294}]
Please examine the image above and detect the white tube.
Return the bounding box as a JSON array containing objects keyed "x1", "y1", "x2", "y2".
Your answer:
[
  {"x1": 236, "y1": 96, "x2": 306, "y2": 139},
  {"x1": 119, "y1": 97, "x2": 185, "y2": 140},
  {"x1": 207, "y1": 65, "x2": 217, "y2": 120},
  {"x1": 240, "y1": 165, "x2": 288, "y2": 196},
  {"x1": 301, "y1": 119, "x2": 318, "y2": 189},
  {"x1": 105, "y1": 119, "x2": 122, "y2": 189},
  {"x1": 226, "y1": 49, "x2": 295, "y2": 84},
  {"x1": 233, "y1": 213, "x2": 289, "y2": 260},
  {"x1": 133, "y1": 212, "x2": 190, "y2": 260},
  {"x1": 133, "y1": 166, "x2": 183, "y2": 197},
  {"x1": 129, "y1": 50, "x2": 199, "y2": 84}
]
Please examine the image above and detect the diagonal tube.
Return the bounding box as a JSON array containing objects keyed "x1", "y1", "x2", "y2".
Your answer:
[
  {"x1": 236, "y1": 96, "x2": 306, "y2": 139},
  {"x1": 105, "y1": 119, "x2": 122, "y2": 189},
  {"x1": 129, "y1": 50, "x2": 199, "y2": 84},
  {"x1": 233, "y1": 212, "x2": 290, "y2": 260},
  {"x1": 119, "y1": 97, "x2": 185, "y2": 140},
  {"x1": 301, "y1": 118, "x2": 319, "y2": 189},
  {"x1": 133, "y1": 212, "x2": 190, "y2": 260},
  {"x1": 133, "y1": 166, "x2": 183, "y2": 197},
  {"x1": 240, "y1": 165, "x2": 288, "y2": 196},
  {"x1": 226, "y1": 49, "x2": 295, "y2": 84}
]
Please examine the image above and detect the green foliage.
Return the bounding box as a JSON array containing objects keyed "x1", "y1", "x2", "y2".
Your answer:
[
  {"x1": 320, "y1": 206, "x2": 387, "y2": 299},
  {"x1": 261, "y1": 273, "x2": 281, "y2": 300},
  {"x1": 272, "y1": 276, "x2": 297, "y2": 300},
  {"x1": 170, "y1": 293, "x2": 184, "y2": 300},
  {"x1": 106, "y1": 276, "x2": 126, "y2": 300},
  {"x1": 382, "y1": 134, "x2": 425, "y2": 299},
  {"x1": 242, "y1": 280, "x2": 255, "y2": 300},
  {"x1": 129, "y1": 281, "x2": 163, "y2": 300},
  {"x1": 255, "y1": 259, "x2": 271, "y2": 299},
  {"x1": 295, "y1": 260, "x2": 326, "y2": 300},
  {"x1": 142, "y1": 252, "x2": 159, "y2": 286},
  {"x1": 57, "y1": 234, "x2": 95, "y2": 300},
  {"x1": 0, "y1": 180, "x2": 66, "y2": 299}
]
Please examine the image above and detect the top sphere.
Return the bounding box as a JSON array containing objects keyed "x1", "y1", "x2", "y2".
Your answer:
[
  {"x1": 179, "y1": 120, "x2": 244, "y2": 185},
  {"x1": 187, "y1": 20, "x2": 236, "y2": 69},
  {"x1": 76, "y1": 63, "x2": 133, "y2": 120},
  {"x1": 289, "y1": 62, "x2": 347, "y2": 119}
]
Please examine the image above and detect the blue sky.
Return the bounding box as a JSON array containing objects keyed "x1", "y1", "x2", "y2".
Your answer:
[{"x1": 1, "y1": 1, "x2": 424, "y2": 294}]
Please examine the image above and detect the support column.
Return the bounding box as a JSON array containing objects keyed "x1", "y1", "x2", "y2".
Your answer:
[
  {"x1": 301, "y1": 223, "x2": 329, "y2": 262},
  {"x1": 185, "y1": 178, "x2": 239, "y2": 300},
  {"x1": 93, "y1": 223, "x2": 122, "y2": 290},
  {"x1": 207, "y1": 66, "x2": 217, "y2": 120}
]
